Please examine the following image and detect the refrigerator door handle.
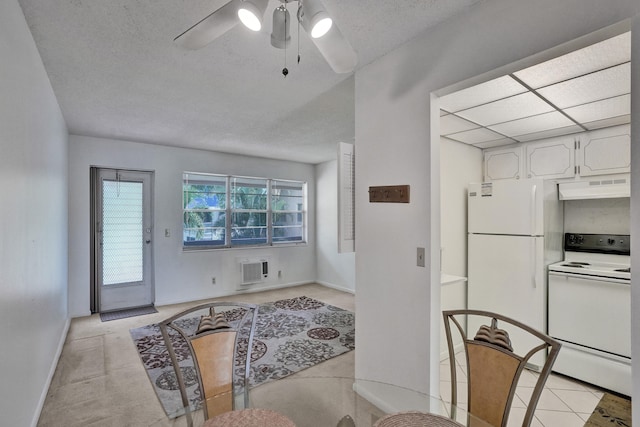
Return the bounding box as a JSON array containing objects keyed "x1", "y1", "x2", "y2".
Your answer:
[
  {"x1": 530, "y1": 184, "x2": 537, "y2": 235},
  {"x1": 531, "y1": 238, "x2": 537, "y2": 288}
]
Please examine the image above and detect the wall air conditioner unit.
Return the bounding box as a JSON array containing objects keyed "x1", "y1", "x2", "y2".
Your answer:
[{"x1": 241, "y1": 260, "x2": 269, "y2": 285}]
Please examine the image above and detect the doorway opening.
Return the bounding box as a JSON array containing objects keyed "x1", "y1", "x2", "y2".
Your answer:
[{"x1": 432, "y1": 22, "x2": 632, "y2": 393}]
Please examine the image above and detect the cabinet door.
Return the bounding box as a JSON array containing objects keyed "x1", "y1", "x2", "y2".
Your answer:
[
  {"x1": 578, "y1": 125, "x2": 630, "y2": 177},
  {"x1": 483, "y1": 146, "x2": 524, "y2": 181},
  {"x1": 526, "y1": 136, "x2": 576, "y2": 180}
]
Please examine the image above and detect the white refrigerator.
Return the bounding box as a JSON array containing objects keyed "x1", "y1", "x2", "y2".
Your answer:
[{"x1": 467, "y1": 179, "x2": 563, "y2": 368}]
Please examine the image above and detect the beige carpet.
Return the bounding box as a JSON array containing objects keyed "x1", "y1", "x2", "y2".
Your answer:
[{"x1": 584, "y1": 393, "x2": 631, "y2": 427}]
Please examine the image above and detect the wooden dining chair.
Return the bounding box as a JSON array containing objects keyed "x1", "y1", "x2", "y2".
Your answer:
[
  {"x1": 442, "y1": 310, "x2": 561, "y2": 427},
  {"x1": 159, "y1": 302, "x2": 259, "y2": 425}
]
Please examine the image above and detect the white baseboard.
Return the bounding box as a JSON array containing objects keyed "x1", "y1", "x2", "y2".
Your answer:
[
  {"x1": 31, "y1": 317, "x2": 71, "y2": 427},
  {"x1": 151, "y1": 281, "x2": 355, "y2": 309},
  {"x1": 314, "y1": 280, "x2": 355, "y2": 294}
]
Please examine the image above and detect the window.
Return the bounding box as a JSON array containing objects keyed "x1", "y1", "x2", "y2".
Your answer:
[
  {"x1": 183, "y1": 173, "x2": 306, "y2": 249},
  {"x1": 231, "y1": 177, "x2": 268, "y2": 246},
  {"x1": 272, "y1": 180, "x2": 305, "y2": 243}
]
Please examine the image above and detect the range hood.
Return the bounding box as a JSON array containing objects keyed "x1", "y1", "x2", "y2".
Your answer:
[{"x1": 558, "y1": 175, "x2": 630, "y2": 200}]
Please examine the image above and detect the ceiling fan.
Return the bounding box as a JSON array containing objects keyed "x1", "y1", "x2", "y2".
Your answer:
[{"x1": 174, "y1": 0, "x2": 357, "y2": 75}]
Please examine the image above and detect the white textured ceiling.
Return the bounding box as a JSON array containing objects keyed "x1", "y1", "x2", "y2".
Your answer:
[
  {"x1": 17, "y1": 0, "x2": 482, "y2": 164},
  {"x1": 440, "y1": 32, "x2": 631, "y2": 149}
]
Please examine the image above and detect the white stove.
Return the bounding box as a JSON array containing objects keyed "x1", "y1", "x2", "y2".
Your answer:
[
  {"x1": 549, "y1": 252, "x2": 630, "y2": 280},
  {"x1": 548, "y1": 233, "x2": 631, "y2": 396}
]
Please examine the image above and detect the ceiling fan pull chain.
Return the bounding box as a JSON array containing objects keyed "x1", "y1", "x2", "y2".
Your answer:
[
  {"x1": 282, "y1": 1, "x2": 289, "y2": 77},
  {"x1": 297, "y1": 1, "x2": 303, "y2": 65},
  {"x1": 297, "y1": 1, "x2": 301, "y2": 64}
]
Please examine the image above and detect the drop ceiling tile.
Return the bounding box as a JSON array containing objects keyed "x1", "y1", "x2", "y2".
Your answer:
[
  {"x1": 488, "y1": 111, "x2": 575, "y2": 137},
  {"x1": 536, "y1": 63, "x2": 630, "y2": 109},
  {"x1": 446, "y1": 127, "x2": 512, "y2": 145},
  {"x1": 438, "y1": 76, "x2": 527, "y2": 112},
  {"x1": 512, "y1": 125, "x2": 584, "y2": 142},
  {"x1": 440, "y1": 114, "x2": 480, "y2": 135},
  {"x1": 514, "y1": 32, "x2": 631, "y2": 88},
  {"x1": 582, "y1": 115, "x2": 631, "y2": 131},
  {"x1": 563, "y1": 94, "x2": 630, "y2": 124},
  {"x1": 455, "y1": 92, "x2": 554, "y2": 125},
  {"x1": 473, "y1": 139, "x2": 518, "y2": 149}
]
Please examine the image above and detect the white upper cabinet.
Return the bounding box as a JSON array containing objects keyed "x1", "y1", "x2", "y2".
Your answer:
[
  {"x1": 577, "y1": 125, "x2": 630, "y2": 177},
  {"x1": 483, "y1": 125, "x2": 630, "y2": 181},
  {"x1": 525, "y1": 136, "x2": 576, "y2": 180},
  {"x1": 483, "y1": 146, "x2": 524, "y2": 181}
]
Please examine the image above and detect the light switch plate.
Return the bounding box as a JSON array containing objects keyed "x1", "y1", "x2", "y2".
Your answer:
[{"x1": 417, "y1": 247, "x2": 425, "y2": 267}]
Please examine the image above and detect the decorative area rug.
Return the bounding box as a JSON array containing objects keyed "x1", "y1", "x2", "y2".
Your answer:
[
  {"x1": 130, "y1": 296, "x2": 355, "y2": 417},
  {"x1": 585, "y1": 392, "x2": 631, "y2": 427},
  {"x1": 100, "y1": 305, "x2": 158, "y2": 322}
]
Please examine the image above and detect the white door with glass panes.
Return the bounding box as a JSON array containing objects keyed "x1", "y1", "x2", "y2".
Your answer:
[{"x1": 96, "y1": 169, "x2": 154, "y2": 312}]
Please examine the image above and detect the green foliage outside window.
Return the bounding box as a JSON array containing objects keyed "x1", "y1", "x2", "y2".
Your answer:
[{"x1": 183, "y1": 173, "x2": 305, "y2": 248}]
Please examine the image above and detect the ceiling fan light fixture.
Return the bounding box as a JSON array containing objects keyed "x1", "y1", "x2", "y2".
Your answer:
[
  {"x1": 238, "y1": 0, "x2": 268, "y2": 31},
  {"x1": 299, "y1": 0, "x2": 333, "y2": 38},
  {"x1": 270, "y1": 5, "x2": 291, "y2": 49},
  {"x1": 310, "y1": 13, "x2": 332, "y2": 38}
]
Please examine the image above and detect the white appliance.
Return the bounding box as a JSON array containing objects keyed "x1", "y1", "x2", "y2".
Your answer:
[
  {"x1": 467, "y1": 179, "x2": 563, "y2": 368},
  {"x1": 558, "y1": 174, "x2": 630, "y2": 200},
  {"x1": 548, "y1": 233, "x2": 631, "y2": 396}
]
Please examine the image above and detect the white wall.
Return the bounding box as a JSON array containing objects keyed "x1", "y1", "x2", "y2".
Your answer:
[
  {"x1": 564, "y1": 198, "x2": 631, "y2": 235},
  {"x1": 439, "y1": 138, "x2": 482, "y2": 359},
  {"x1": 354, "y1": 0, "x2": 639, "y2": 403},
  {"x1": 0, "y1": 1, "x2": 69, "y2": 426},
  {"x1": 440, "y1": 138, "x2": 482, "y2": 277},
  {"x1": 68, "y1": 135, "x2": 316, "y2": 317},
  {"x1": 316, "y1": 160, "x2": 356, "y2": 292},
  {"x1": 630, "y1": 16, "x2": 640, "y2": 422}
]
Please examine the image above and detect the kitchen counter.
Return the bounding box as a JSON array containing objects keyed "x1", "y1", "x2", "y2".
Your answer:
[{"x1": 441, "y1": 273, "x2": 467, "y2": 286}]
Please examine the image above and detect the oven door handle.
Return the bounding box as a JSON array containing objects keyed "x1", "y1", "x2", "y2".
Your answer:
[{"x1": 549, "y1": 271, "x2": 631, "y2": 285}]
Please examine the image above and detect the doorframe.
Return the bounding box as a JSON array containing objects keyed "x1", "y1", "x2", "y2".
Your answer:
[{"x1": 90, "y1": 166, "x2": 155, "y2": 313}]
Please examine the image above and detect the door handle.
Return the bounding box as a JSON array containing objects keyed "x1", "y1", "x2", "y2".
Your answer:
[
  {"x1": 530, "y1": 184, "x2": 537, "y2": 234},
  {"x1": 531, "y1": 238, "x2": 537, "y2": 288}
]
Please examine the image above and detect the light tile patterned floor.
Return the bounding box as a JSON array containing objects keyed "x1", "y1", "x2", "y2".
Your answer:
[{"x1": 439, "y1": 353, "x2": 605, "y2": 427}]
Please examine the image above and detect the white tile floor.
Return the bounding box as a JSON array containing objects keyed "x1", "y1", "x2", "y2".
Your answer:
[{"x1": 439, "y1": 353, "x2": 605, "y2": 427}]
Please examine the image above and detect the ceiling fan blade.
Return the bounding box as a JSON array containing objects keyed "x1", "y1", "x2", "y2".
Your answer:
[
  {"x1": 174, "y1": 0, "x2": 241, "y2": 50},
  {"x1": 309, "y1": 22, "x2": 357, "y2": 74}
]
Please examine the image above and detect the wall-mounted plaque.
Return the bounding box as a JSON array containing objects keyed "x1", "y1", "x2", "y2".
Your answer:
[{"x1": 368, "y1": 185, "x2": 410, "y2": 203}]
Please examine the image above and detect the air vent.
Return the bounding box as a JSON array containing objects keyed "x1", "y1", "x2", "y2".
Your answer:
[{"x1": 559, "y1": 175, "x2": 630, "y2": 200}]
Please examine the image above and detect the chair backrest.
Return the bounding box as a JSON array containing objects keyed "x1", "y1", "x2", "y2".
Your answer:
[
  {"x1": 159, "y1": 302, "x2": 258, "y2": 424},
  {"x1": 443, "y1": 310, "x2": 561, "y2": 427}
]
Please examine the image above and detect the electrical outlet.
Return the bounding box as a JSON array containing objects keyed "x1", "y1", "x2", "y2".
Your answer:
[{"x1": 211, "y1": 277, "x2": 216, "y2": 285}]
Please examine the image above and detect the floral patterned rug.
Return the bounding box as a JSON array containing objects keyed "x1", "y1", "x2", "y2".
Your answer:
[
  {"x1": 129, "y1": 296, "x2": 355, "y2": 417},
  {"x1": 585, "y1": 392, "x2": 631, "y2": 427}
]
